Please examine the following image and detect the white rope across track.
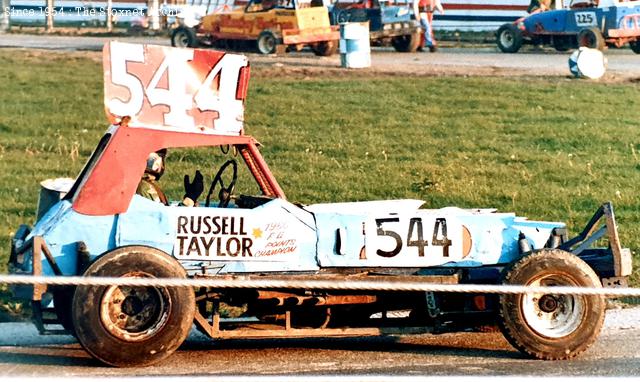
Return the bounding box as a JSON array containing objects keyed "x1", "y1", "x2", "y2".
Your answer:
[{"x1": 1, "y1": 274, "x2": 639, "y2": 296}]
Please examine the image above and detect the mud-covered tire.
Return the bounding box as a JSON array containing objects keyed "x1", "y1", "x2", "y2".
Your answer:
[
  {"x1": 498, "y1": 249, "x2": 605, "y2": 360},
  {"x1": 72, "y1": 246, "x2": 195, "y2": 367},
  {"x1": 257, "y1": 31, "x2": 278, "y2": 54},
  {"x1": 392, "y1": 32, "x2": 421, "y2": 52},
  {"x1": 496, "y1": 23, "x2": 523, "y2": 53},
  {"x1": 553, "y1": 35, "x2": 573, "y2": 52},
  {"x1": 312, "y1": 40, "x2": 338, "y2": 56},
  {"x1": 577, "y1": 27, "x2": 605, "y2": 51},
  {"x1": 171, "y1": 26, "x2": 198, "y2": 48},
  {"x1": 630, "y1": 40, "x2": 640, "y2": 54}
]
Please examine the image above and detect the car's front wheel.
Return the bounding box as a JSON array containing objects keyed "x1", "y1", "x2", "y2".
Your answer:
[
  {"x1": 72, "y1": 246, "x2": 195, "y2": 367},
  {"x1": 171, "y1": 26, "x2": 198, "y2": 48},
  {"x1": 496, "y1": 23, "x2": 523, "y2": 53},
  {"x1": 630, "y1": 40, "x2": 640, "y2": 54},
  {"x1": 257, "y1": 31, "x2": 278, "y2": 54},
  {"x1": 498, "y1": 249, "x2": 605, "y2": 360}
]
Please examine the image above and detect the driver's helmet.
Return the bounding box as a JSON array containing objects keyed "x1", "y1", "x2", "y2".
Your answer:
[{"x1": 145, "y1": 149, "x2": 167, "y2": 179}]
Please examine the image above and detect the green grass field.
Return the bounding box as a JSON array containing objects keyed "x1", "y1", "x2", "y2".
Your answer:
[{"x1": 1, "y1": 49, "x2": 640, "y2": 309}]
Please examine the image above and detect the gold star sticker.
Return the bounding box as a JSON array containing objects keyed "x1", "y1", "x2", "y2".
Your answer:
[{"x1": 252, "y1": 228, "x2": 263, "y2": 239}]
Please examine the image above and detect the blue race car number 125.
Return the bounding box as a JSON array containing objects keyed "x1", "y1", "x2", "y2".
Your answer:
[{"x1": 574, "y1": 12, "x2": 597, "y2": 27}]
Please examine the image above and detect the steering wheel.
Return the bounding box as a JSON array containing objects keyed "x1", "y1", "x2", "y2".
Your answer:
[{"x1": 205, "y1": 159, "x2": 238, "y2": 207}]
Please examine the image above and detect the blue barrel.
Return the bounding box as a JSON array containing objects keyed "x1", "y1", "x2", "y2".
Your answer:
[{"x1": 339, "y1": 22, "x2": 371, "y2": 69}]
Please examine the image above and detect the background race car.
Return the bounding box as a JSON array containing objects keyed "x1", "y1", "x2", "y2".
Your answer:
[
  {"x1": 171, "y1": 0, "x2": 340, "y2": 55},
  {"x1": 328, "y1": 0, "x2": 422, "y2": 52},
  {"x1": 496, "y1": 0, "x2": 640, "y2": 53}
]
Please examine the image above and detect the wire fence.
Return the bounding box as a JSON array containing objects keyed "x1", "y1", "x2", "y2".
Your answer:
[{"x1": 2, "y1": 274, "x2": 640, "y2": 297}]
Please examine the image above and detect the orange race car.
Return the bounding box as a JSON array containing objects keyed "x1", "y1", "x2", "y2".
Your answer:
[{"x1": 171, "y1": 0, "x2": 340, "y2": 55}]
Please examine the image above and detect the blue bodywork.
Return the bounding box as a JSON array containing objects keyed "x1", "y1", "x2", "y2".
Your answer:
[
  {"x1": 12, "y1": 192, "x2": 564, "y2": 301},
  {"x1": 521, "y1": 3, "x2": 640, "y2": 38},
  {"x1": 329, "y1": 0, "x2": 413, "y2": 32},
  {"x1": 497, "y1": 1, "x2": 640, "y2": 53}
]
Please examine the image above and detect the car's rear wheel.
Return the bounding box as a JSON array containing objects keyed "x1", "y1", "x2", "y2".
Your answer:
[
  {"x1": 630, "y1": 40, "x2": 640, "y2": 54},
  {"x1": 392, "y1": 32, "x2": 421, "y2": 52},
  {"x1": 498, "y1": 249, "x2": 605, "y2": 360},
  {"x1": 72, "y1": 246, "x2": 195, "y2": 367},
  {"x1": 553, "y1": 35, "x2": 573, "y2": 52},
  {"x1": 171, "y1": 26, "x2": 198, "y2": 48},
  {"x1": 257, "y1": 31, "x2": 278, "y2": 54},
  {"x1": 577, "y1": 27, "x2": 605, "y2": 51},
  {"x1": 311, "y1": 40, "x2": 338, "y2": 56},
  {"x1": 496, "y1": 23, "x2": 523, "y2": 53}
]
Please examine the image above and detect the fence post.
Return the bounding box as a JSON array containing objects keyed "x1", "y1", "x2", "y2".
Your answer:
[
  {"x1": 0, "y1": 0, "x2": 10, "y2": 31},
  {"x1": 148, "y1": 0, "x2": 160, "y2": 30},
  {"x1": 46, "y1": 0, "x2": 54, "y2": 32},
  {"x1": 106, "y1": 0, "x2": 112, "y2": 32}
]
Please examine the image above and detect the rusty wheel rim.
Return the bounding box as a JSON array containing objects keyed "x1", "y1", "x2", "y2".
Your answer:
[
  {"x1": 99, "y1": 272, "x2": 171, "y2": 342},
  {"x1": 521, "y1": 274, "x2": 585, "y2": 338}
]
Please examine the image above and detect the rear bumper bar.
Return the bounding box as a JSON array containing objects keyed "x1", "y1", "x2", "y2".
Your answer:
[
  {"x1": 282, "y1": 26, "x2": 340, "y2": 45},
  {"x1": 559, "y1": 202, "x2": 632, "y2": 286}
]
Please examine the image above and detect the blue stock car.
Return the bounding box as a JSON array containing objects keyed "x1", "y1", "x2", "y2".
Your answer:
[
  {"x1": 8, "y1": 42, "x2": 633, "y2": 367},
  {"x1": 497, "y1": 0, "x2": 640, "y2": 53},
  {"x1": 329, "y1": 0, "x2": 422, "y2": 51}
]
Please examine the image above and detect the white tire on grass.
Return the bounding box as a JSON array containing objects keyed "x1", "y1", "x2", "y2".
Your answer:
[{"x1": 569, "y1": 47, "x2": 606, "y2": 79}]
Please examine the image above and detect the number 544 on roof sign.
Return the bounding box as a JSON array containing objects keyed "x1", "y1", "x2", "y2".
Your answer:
[{"x1": 103, "y1": 41, "x2": 250, "y2": 135}]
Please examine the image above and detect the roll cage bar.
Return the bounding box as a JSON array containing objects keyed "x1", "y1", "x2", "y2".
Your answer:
[{"x1": 68, "y1": 123, "x2": 285, "y2": 216}]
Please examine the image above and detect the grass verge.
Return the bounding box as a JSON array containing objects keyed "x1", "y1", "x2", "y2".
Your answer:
[{"x1": 1, "y1": 49, "x2": 639, "y2": 318}]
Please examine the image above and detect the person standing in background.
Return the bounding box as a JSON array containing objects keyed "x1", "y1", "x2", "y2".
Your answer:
[
  {"x1": 527, "y1": 0, "x2": 552, "y2": 13},
  {"x1": 413, "y1": 0, "x2": 444, "y2": 52}
]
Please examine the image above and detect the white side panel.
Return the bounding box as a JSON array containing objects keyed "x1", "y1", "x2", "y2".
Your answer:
[{"x1": 167, "y1": 199, "x2": 319, "y2": 273}]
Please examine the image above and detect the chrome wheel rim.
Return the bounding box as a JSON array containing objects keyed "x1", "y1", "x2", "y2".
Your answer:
[
  {"x1": 175, "y1": 31, "x2": 189, "y2": 47},
  {"x1": 259, "y1": 35, "x2": 275, "y2": 54},
  {"x1": 500, "y1": 30, "x2": 514, "y2": 48}
]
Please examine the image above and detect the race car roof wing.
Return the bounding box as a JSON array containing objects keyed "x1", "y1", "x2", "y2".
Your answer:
[
  {"x1": 103, "y1": 41, "x2": 250, "y2": 135},
  {"x1": 64, "y1": 43, "x2": 285, "y2": 216}
]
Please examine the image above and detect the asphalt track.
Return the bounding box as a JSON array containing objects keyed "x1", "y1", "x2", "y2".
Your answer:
[
  {"x1": 0, "y1": 306, "x2": 639, "y2": 377},
  {"x1": 2, "y1": 32, "x2": 640, "y2": 378},
  {"x1": 1, "y1": 33, "x2": 640, "y2": 79}
]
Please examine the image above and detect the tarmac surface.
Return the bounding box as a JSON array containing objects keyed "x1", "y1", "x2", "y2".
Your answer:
[
  {"x1": 1, "y1": 33, "x2": 640, "y2": 80},
  {"x1": 0, "y1": 306, "x2": 639, "y2": 377}
]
